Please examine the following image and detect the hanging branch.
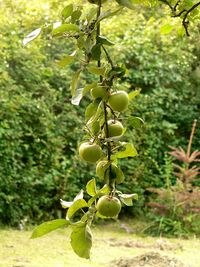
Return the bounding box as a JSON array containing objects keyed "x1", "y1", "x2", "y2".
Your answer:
[
  {"x1": 174, "y1": 0, "x2": 182, "y2": 12},
  {"x1": 182, "y1": 2, "x2": 200, "y2": 36},
  {"x1": 159, "y1": 0, "x2": 200, "y2": 36},
  {"x1": 158, "y1": 0, "x2": 174, "y2": 12}
]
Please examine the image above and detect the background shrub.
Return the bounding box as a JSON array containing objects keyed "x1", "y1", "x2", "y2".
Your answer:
[{"x1": 0, "y1": 1, "x2": 199, "y2": 228}]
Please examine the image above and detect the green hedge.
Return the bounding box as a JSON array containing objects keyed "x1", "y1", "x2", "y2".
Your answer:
[{"x1": 0, "y1": 1, "x2": 199, "y2": 226}]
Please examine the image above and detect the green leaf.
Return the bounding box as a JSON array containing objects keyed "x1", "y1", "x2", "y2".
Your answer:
[
  {"x1": 96, "y1": 7, "x2": 123, "y2": 24},
  {"x1": 82, "y1": 82, "x2": 97, "y2": 96},
  {"x1": 56, "y1": 51, "x2": 76, "y2": 67},
  {"x1": 87, "y1": 101, "x2": 102, "y2": 126},
  {"x1": 115, "y1": 0, "x2": 134, "y2": 9},
  {"x1": 22, "y1": 28, "x2": 42, "y2": 46},
  {"x1": 108, "y1": 66, "x2": 126, "y2": 79},
  {"x1": 61, "y1": 4, "x2": 73, "y2": 20},
  {"x1": 86, "y1": 7, "x2": 98, "y2": 22},
  {"x1": 60, "y1": 199, "x2": 73, "y2": 209},
  {"x1": 112, "y1": 143, "x2": 138, "y2": 159},
  {"x1": 88, "y1": 196, "x2": 97, "y2": 206},
  {"x1": 71, "y1": 87, "x2": 83, "y2": 106},
  {"x1": 71, "y1": 10, "x2": 82, "y2": 22},
  {"x1": 70, "y1": 224, "x2": 92, "y2": 259},
  {"x1": 96, "y1": 211, "x2": 108, "y2": 219},
  {"x1": 86, "y1": 178, "x2": 97, "y2": 197},
  {"x1": 128, "y1": 116, "x2": 144, "y2": 128},
  {"x1": 97, "y1": 36, "x2": 115, "y2": 46},
  {"x1": 74, "y1": 189, "x2": 84, "y2": 201},
  {"x1": 85, "y1": 100, "x2": 100, "y2": 122},
  {"x1": 67, "y1": 199, "x2": 88, "y2": 219},
  {"x1": 118, "y1": 193, "x2": 138, "y2": 206},
  {"x1": 160, "y1": 24, "x2": 174, "y2": 35},
  {"x1": 31, "y1": 219, "x2": 69, "y2": 239},
  {"x1": 71, "y1": 69, "x2": 82, "y2": 97},
  {"x1": 52, "y1": 24, "x2": 80, "y2": 36},
  {"x1": 91, "y1": 121, "x2": 101, "y2": 135},
  {"x1": 91, "y1": 43, "x2": 101, "y2": 61},
  {"x1": 88, "y1": 184, "x2": 110, "y2": 206},
  {"x1": 88, "y1": 66, "x2": 106, "y2": 76},
  {"x1": 97, "y1": 184, "x2": 110, "y2": 195},
  {"x1": 128, "y1": 88, "x2": 141, "y2": 100}
]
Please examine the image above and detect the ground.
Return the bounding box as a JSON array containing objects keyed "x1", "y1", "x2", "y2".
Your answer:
[{"x1": 0, "y1": 221, "x2": 199, "y2": 267}]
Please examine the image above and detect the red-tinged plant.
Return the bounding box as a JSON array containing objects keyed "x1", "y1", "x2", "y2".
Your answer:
[
  {"x1": 147, "y1": 120, "x2": 200, "y2": 235},
  {"x1": 169, "y1": 119, "x2": 200, "y2": 190}
]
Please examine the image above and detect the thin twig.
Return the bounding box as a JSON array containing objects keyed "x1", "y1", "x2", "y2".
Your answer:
[
  {"x1": 172, "y1": 9, "x2": 186, "y2": 17},
  {"x1": 187, "y1": 119, "x2": 197, "y2": 159},
  {"x1": 158, "y1": 0, "x2": 174, "y2": 11},
  {"x1": 174, "y1": 0, "x2": 182, "y2": 12},
  {"x1": 102, "y1": 45, "x2": 114, "y2": 68},
  {"x1": 182, "y1": 2, "x2": 200, "y2": 36}
]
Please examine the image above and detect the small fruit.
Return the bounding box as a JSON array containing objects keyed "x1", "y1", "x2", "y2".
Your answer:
[
  {"x1": 108, "y1": 90, "x2": 129, "y2": 112},
  {"x1": 106, "y1": 120, "x2": 124, "y2": 137},
  {"x1": 79, "y1": 142, "x2": 102, "y2": 163},
  {"x1": 96, "y1": 195, "x2": 121, "y2": 217},
  {"x1": 91, "y1": 86, "x2": 108, "y2": 100},
  {"x1": 96, "y1": 160, "x2": 124, "y2": 184}
]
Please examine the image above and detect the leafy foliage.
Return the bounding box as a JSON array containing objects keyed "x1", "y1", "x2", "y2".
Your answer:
[
  {"x1": 146, "y1": 121, "x2": 200, "y2": 236},
  {"x1": 22, "y1": 0, "x2": 142, "y2": 258},
  {"x1": 0, "y1": 0, "x2": 200, "y2": 245}
]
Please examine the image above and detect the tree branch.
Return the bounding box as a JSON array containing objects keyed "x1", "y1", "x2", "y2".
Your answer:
[
  {"x1": 158, "y1": 0, "x2": 174, "y2": 12},
  {"x1": 182, "y1": 2, "x2": 200, "y2": 36},
  {"x1": 159, "y1": 0, "x2": 200, "y2": 36},
  {"x1": 174, "y1": 0, "x2": 182, "y2": 12}
]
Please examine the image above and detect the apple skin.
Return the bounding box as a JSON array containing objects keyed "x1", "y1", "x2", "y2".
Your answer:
[
  {"x1": 91, "y1": 86, "x2": 108, "y2": 100},
  {"x1": 79, "y1": 142, "x2": 102, "y2": 163},
  {"x1": 108, "y1": 90, "x2": 129, "y2": 112},
  {"x1": 106, "y1": 120, "x2": 124, "y2": 137},
  {"x1": 96, "y1": 195, "x2": 121, "y2": 217},
  {"x1": 96, "y1": 160, "x2": 124, "y2": 184}
]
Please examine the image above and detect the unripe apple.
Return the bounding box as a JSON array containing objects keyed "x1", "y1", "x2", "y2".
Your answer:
[
  {"x1": 91, "y1": 86, "x2": 108, "y2": 100},
  {"x1": 106, "y1": 119, "x2": 124, "y2": 137},
  {"x1": 96, "y1": 160, "x2": 124, "y2": 184},
  {"x1": 79, "y1": 142, "x2": 102, "y2": 163},
  {"x1": 108, "y1": 90, "x2": 129, "y2": 112},
  {"x1": 96, "y1": 195, "x2": 121, "y2": 217}
]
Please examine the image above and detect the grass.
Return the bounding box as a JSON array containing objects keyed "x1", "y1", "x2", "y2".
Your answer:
[{"x1": 0, "y1": 221, "x2": 200, "y2": 267}]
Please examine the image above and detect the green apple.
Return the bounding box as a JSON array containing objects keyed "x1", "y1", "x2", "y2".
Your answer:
[
  {"x1": 96, "y1": 195, "x2": 121, "y2": 217},
  {"x1": 91, "y1": 86, "x2": 108, "y2": 100},
  {"x1": 108, "y1": 90, "x2": 129, "y2": 112},
  {"x1": 106, "y1": 119, "x2": 124, "y2": 137},
  {"x1": 79, "y1": 142, "x2": 102, "y2": 163}
]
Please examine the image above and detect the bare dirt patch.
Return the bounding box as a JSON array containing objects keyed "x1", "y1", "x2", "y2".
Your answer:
[
  {"x1": 110, "y1": 252, "x2": 189, "y2": 267},
  {"x1": 108, "y1": 238, "x2": 183, "y2": 251}
]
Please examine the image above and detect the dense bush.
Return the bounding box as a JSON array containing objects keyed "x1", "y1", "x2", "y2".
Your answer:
[
  {"x1": 104, "y1": 10, "x2": 200, "y2": 183},
  {"x1": 0, "y1": 0, "x2": 92, "y2": 225},
  {"x1": 0, "y1": 1, "x2": 199, "y2": 228}
]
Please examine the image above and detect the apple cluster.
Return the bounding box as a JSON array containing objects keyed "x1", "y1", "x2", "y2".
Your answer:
[{"x1": 78, "y1": 89, "x2": 129, "y2": 217}]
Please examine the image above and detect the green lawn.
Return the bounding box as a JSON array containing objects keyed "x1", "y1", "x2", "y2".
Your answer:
[{"x1": 0, "y1": 222, "x2": 199, "y2": 267}]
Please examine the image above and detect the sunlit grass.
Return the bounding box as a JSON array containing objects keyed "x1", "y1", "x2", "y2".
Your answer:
[{"x1": 0, "y1": 221, "x2": 200, "y2": 267}]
